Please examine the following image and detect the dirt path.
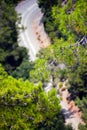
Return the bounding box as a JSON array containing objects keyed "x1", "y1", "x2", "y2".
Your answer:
[
  {"x1": 59, "y1": 82, "x2": 85, "y2": 130},
  {"x1": 32, "y1": 15, "x2": 50, "y2": 48},
  {"x1": 16, "y1": 0, "x2": 50, "y2": 61}
]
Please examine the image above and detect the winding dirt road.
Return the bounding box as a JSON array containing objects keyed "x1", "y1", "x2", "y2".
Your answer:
[
  {"x1": 16, "y1": 0, "x2": 50, "y2": 61},
  {"x1": 59, "y1": 82, "x2": 85, "y2": 130},
  {"x1": 16, "y1": 1, "x2": 85, "y2": 130}
]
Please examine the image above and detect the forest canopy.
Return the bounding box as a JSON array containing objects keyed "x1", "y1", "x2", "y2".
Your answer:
[
  {"x1": 0, "y1": 0, "x2": 87, "y2": 129},
  {"x1": 0, "y1": 64, "x2": 73, "y2": 130},
  {"x1": 0, "y1": 0, "x2": 33, "y2": 79}
]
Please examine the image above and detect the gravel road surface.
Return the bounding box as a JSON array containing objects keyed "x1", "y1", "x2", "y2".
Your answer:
[{"x1": 16, "y1": 0, "x2": 43, "y2": 60}]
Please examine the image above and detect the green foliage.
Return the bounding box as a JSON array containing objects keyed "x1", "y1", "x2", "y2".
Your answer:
[
  {"x1": 79, "y1": 124, "x2": 87, "y2": 130},
  {"x1": 76, "y1": 97, "x2": 87, "y2": 130},
  {"x1": 76, "y1": 96, "x2": 87, "y2": 123},
  {"x1": 2, "y1": 0, "x2": 20, "y2": 5},
  {"x1": 52, "y1": 0, "x2": 87, "y2": 42},
  {"x1": 67, "y1": 46, "x2": 87, "y2": 98},
  {"x1": 0, "y1": 0, "x2": 32, "y2": 79},
  {"x1": 0, "y1": 65, "x2": 70, "y2": 130},
  {"x1": 33, "y1": 32, "x2": 87, "y2": 130},
  {"x1": 38, "y1": 0, "x2": 87, "y2": 43},
  {"x1": 38, "y1": 0, "x2": 58, "y2": 15},
  {"x1": 35, "y1": 0, "x2": 87, "y2": 129},
  {"x1": 12, "y1": 60, "x2": 34, "y2": 80},
  {"x1": 0, "y1": 64, "x2": 8, "y2": 79},
  {"x1": 0, "y1": 0, "x2": 86, "y2": 129},
  {"x1": 59, "y1": 82, "x2": 63, "y2": 89},
  {"x1": 30, "y1": 59, "x2": 51, "y2": 83}
]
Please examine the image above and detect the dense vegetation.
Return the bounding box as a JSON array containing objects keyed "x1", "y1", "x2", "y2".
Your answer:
[
  {"x1": 0, "y1": 0, "x2": 33, "y2": 79},
  {"x1": 37, "y1": 0, "x2": 87, "y2": 129},
  {"x1": 38, "y1": 0, "x2": 87, "y2": 43},
  {"x1": 0, "y1": 0, "x2": 73, "y2": 130},
  {"x1": 0, "y1": 64, "x2": 73, "y2": 130},
  {"x1": 37, "y1": 0, "x2": 87, "y2": 130},
  {"x1": 4, "y1": 0, "x2": 20, "y2": 5},
  {"x1": 0, "y1": 0, "x2": 87, "y2": 129}
]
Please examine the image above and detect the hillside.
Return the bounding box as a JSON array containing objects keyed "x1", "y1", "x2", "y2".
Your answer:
[{"x1": 0, "y1": 0, "x2": 87, "y2": 130}]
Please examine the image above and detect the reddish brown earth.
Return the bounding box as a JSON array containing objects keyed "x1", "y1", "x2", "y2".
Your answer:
[
  {"x1": 59, "y1": 81, "x2": 85, "y2": 130},
  {"x1": 32, "y1": 16, "x2": 50, "y2": 48}
]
